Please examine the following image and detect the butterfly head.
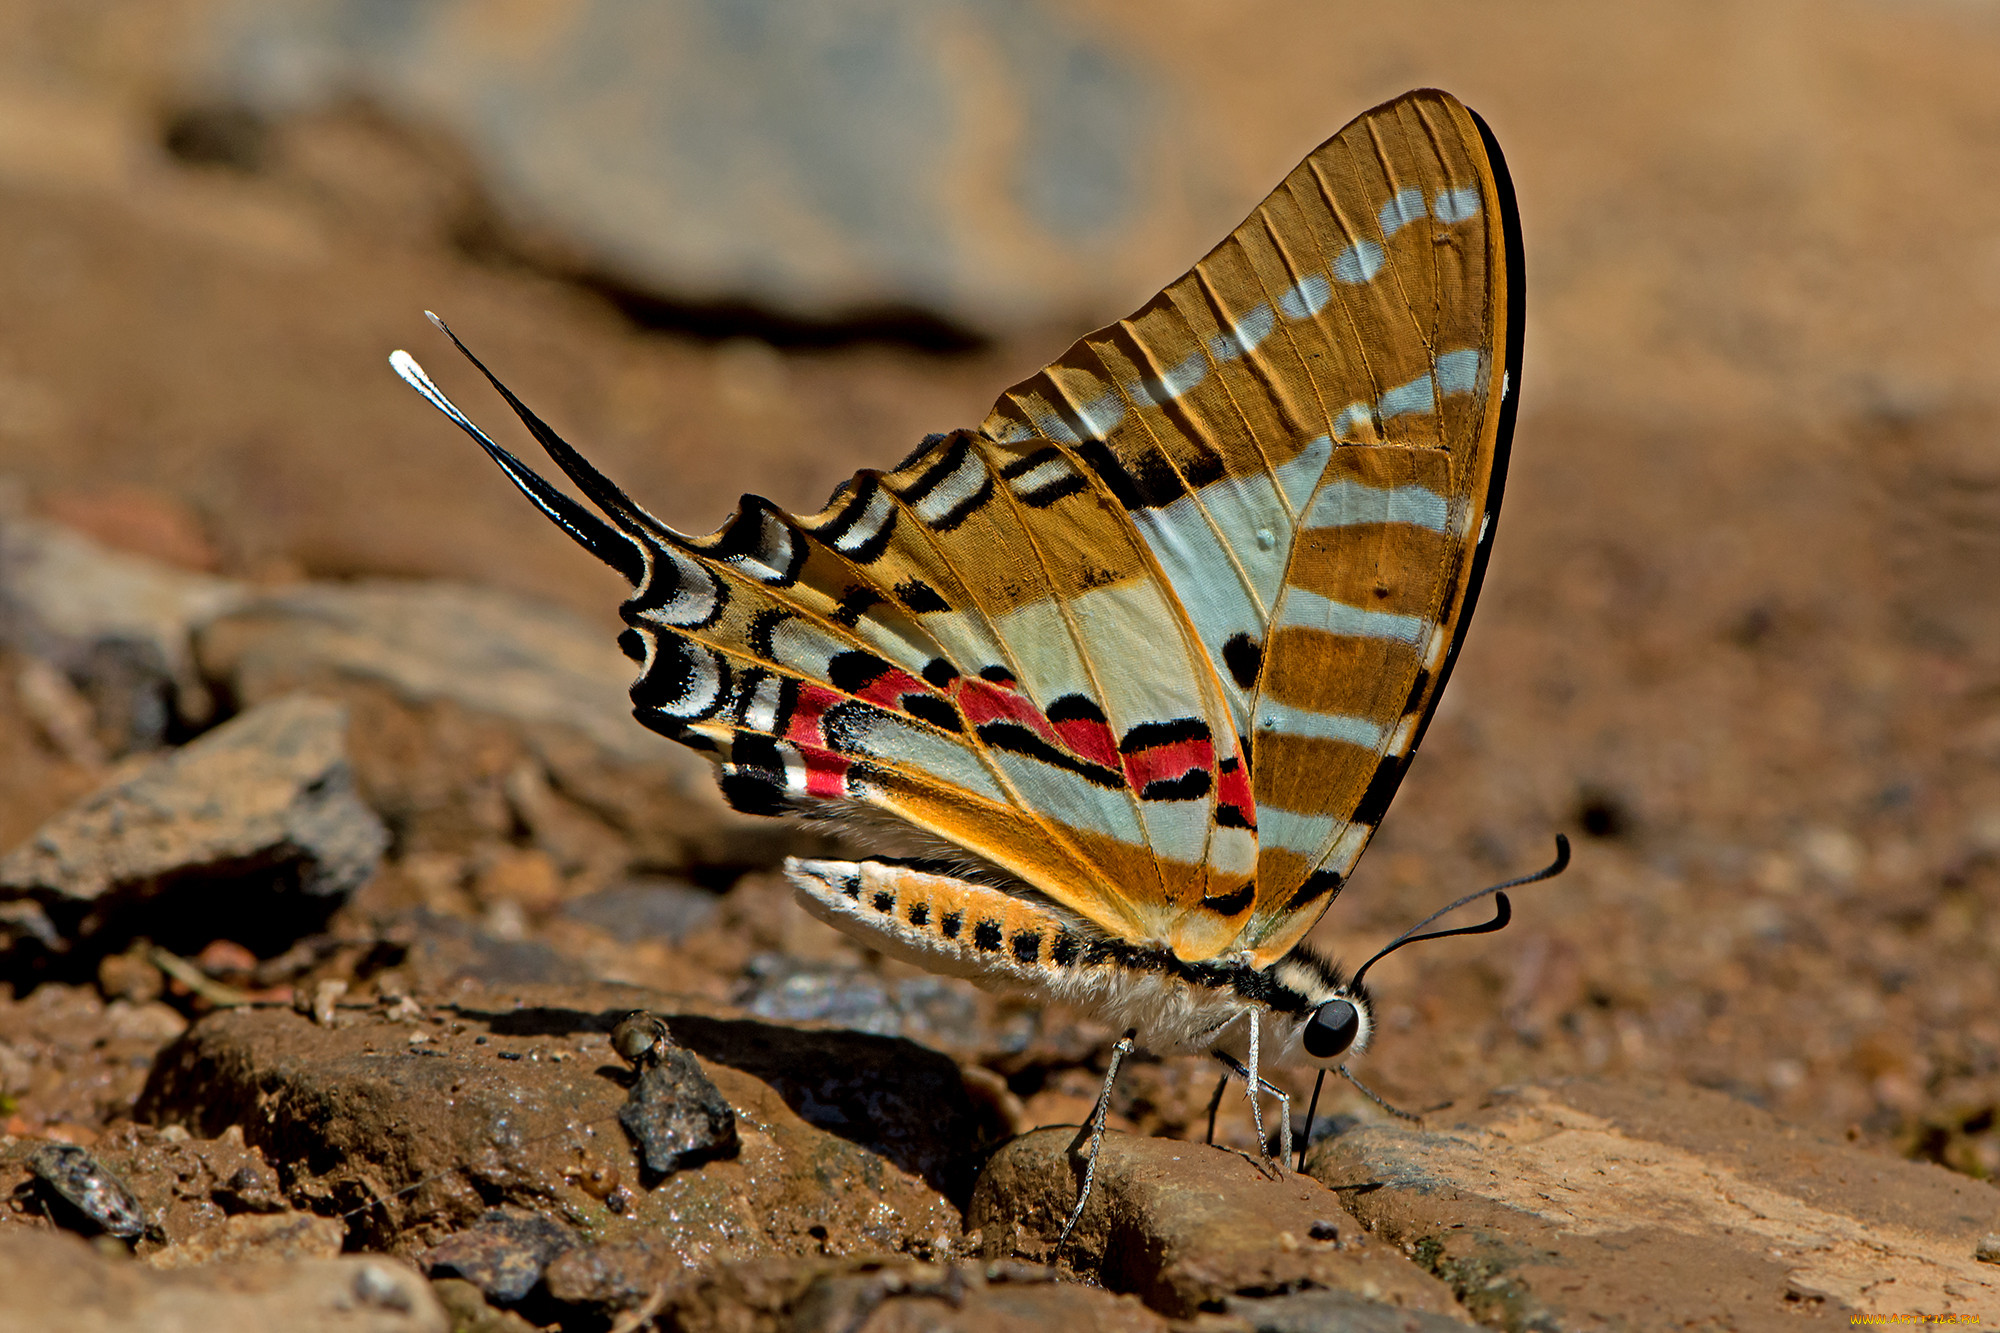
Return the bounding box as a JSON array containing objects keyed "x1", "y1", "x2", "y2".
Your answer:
[{"x1": 1259, "y1": 946, "x2": 1374, "y2": 1067}]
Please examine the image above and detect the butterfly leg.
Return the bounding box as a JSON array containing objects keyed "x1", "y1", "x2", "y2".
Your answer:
[
  {"x1": 1055, "y1": 1027, "x2": 1137, "y2": 1260},
  {"x1": 1203, "y1": 1064, "x2": 1229, "y2": 1145},
  {"x1": 1241, "y1": 1013, "x2": 1290, "y2": 1178}
]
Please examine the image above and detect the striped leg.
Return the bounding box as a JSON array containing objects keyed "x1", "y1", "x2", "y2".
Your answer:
[{"x1": 1055, "y1": 1028, "x2": 1137, "y2": 1259}]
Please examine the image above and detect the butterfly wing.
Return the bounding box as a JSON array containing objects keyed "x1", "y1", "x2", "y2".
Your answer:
[
  {"x1": 402, "y1": 88, "x2": 1517, "y2": 971},
  {"x1": 978, "y1": 89, "x2": 1522, "y2": 965}
]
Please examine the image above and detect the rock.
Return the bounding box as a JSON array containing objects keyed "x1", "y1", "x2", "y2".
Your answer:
[
  {"x1": 1308, "y1": 1079, "x2": 2000, "y2": 1328},
  {"x1": 0, "y1": 694, "x2": 387, "y2": 956},
  {"x1": 0, "y1": 1229, "x2": 445, "y2": 1332},
  {"x1": 423, "y1": 1208, "x2": 577, "y2": 1304},
  {"x1": 544, "y1": 1254, "x2": 1168, "y2": 1332},
  {"x1": 0, "y1": 512, "x2": 248, "y2": 742},
  {"x1": 967, "y1": 1128, "x2": 1464, "y2": 1321},
  {"x1": 136, "y1": 982, "x2": 972, "y2": 1262},
  {"x1": 563, "y1": 876, "x2": 719, "y2": 943},
  {"x1": 737, "y1": 954, "x2": 984, "y2": 1048},
  {"x1": 1220, "y1": 1289, "x2": 1470, "y2": 1333},
  {"x1": 194, "y1": 579, "x2": 794, "y2": 867},
  {"x1": 187, "y1": 1, "x2": 1219, "y2": 336},
  {"x1": 8, "y1": 1121, "x2": 322, "y2": 1252},
  {"x1": 145, "y1": 1210, "x2": 347, "y2": 1268},
  {"x1": 617, "y1": 1034, "x2": 740, "y2": 1182}
]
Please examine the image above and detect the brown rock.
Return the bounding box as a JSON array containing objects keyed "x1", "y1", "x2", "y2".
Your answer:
[
  {"x1": 0, "y1": 1228, "x2": 445, "y2": 1332},
  {"x1": 551, "y1": 1254, "x2": 1168, "y2": 1333},
  {"x1": 0, "y1": 694, "x2": 387, "y2": 955},
  {"x1": 1308, "y1": 1079, "x2": 2000, "y2": 1329},
  {"x1": 136, "y1": 983, "x2": 973, "y2": 1265},
  {"x1": 145, "y1": 1210, "x2": 347, "y2": 1268},
  {"x1": 967, "y1": 1127, "x2": 1465, "y2": 1321}
]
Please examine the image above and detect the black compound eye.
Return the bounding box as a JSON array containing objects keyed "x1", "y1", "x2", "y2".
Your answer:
[{"x1": 1302, "y1": 999, "x2": 1360, "y2": 1060}]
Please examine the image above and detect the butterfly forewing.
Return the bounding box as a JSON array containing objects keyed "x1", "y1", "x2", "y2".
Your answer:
[{"x1": 978, "y1": 89, "x2": 1520, "y2": 964}]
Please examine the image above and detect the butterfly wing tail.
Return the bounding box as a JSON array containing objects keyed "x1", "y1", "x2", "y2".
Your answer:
[{"x1": 389, "y1": 323, "x2": 649, "y2": 585}]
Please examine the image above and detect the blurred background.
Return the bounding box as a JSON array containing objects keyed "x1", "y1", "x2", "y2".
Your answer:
[{"x1": 2, "y1": 0, "x2": 1999, "y2": 1175}]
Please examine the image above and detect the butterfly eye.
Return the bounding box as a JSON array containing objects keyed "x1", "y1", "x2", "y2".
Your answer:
[{"x1": 1302, "y1": 999, "x2": 1361, "y2": 1061}]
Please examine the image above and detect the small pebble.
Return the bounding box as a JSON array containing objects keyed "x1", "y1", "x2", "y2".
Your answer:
[
  {"x1": 27, "y1": 1143, "x2": 147, "y2": 1240},
  {"x1": 1977, "y1": 1233, "x2": 2000, "y2": 1264}
]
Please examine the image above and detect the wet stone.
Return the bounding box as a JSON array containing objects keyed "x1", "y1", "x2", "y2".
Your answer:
[
  {"x1": 1307, "y1": 1079, "x2": 2000, "y2": 1328},
  {"x1": 26, "y1": 1141, "x2": 148, "y2": 1239},
  {"x1": 423, "y1": 1208, "x2": 578, "y2": 1305},
  {"x1": 968, "y1": 1127, "x2": 1463, "y2": 1321},
  {"x1": 619, "y1": 1045, "x2": 739, "y2": 1181},
  {"x1": 0, "y1": 693, "x2": 387, "y2": 958}
]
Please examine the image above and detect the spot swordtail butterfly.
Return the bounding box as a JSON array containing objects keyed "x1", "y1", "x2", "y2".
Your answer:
[{"x1": 393, "y1": 89, "x2": 1564, "y2": 1238}]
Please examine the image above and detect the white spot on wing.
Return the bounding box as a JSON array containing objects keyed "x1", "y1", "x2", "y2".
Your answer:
[
  {"x1": 1435, "y1": 349, "x2": 1483, "y2": 397},
  {"x1": 1377, "y1": 373, "x2": 1436, "y2": 419},
  {"x1": 1332, "y1": 240, "x2": 1385, "y2": 284},
  {"x1": 1378, "y1": 187, "x2": 1427, "y2": 237},
  {"x1": 1209, "y1": 305, "x2": 1276, "y2": 361},
  {"x1": 1303, "y1": 479, "x2": 1450, "y2": 533},
  {"x1": 1273, "y1": 434, "x2": 1331, "y2": 512},
  {"x1": 1433, "y1": 186, "x2": 1481, "y2": 223},
  {"x1": 1277, "y1": 274, "x2": 1332, "y2": 321},
  {"x1": 911, "y1": 446, "x2": 988, "y2": 526},
  {"x1": 1128, "y1": 351, "x2": 1208, "y2": 407}
]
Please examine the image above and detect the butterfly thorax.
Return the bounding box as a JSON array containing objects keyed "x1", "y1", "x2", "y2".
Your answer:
[{"x1": 786, "y1": 856, "x2": 1374, "y2": 1061}]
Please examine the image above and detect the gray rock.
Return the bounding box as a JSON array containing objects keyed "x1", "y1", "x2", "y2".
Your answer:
[
  {"x1": 563, "y1": 876, "x2": 719, "y2": 943},
  {"x1": 619, "y1": 1042, "x2": 740, "y2": 1180},
  {"x1": 0, "y1": 1230, "x2": 445, "y2": 1332},
  {"x1": 1307, "y1": 1079, "x2": 2000, "y2": 1329},
  {"x1": 197, "y1": 580, "x2": 660, "y2": 766},
  {"x1": 0, "y1": 512, "x2": 248, "y2": 739},
  {"x1": 0, "y1": 694, "x2": 386, "y2": 953},
  {"x1": 424, "y1": 1209, "x2": 578, "y2": 1305},
  {"x1": 185, "y1": 0, "x2": 1217, "y2": 335}
]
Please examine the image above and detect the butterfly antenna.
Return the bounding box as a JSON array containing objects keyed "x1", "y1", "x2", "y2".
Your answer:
[
  {"x1": 390, "y1": 343, "x2": 647, "y2": 584},
  {"x1": 1348, "y1": 834, "x2": 1569, "y2": 992},
  {"x1": 1337, "y1": 1065, "x2": 1423, "y2": 1122}
]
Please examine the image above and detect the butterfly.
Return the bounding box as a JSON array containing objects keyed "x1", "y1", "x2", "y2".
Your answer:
[{"x1": 393, "y1": 87, "x2": 1561, "y2": 1245}]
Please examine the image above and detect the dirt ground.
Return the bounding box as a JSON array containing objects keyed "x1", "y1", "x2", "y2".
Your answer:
[{"x1": 2, "y1": 0, "x2": 1999, "y2": 1196}]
